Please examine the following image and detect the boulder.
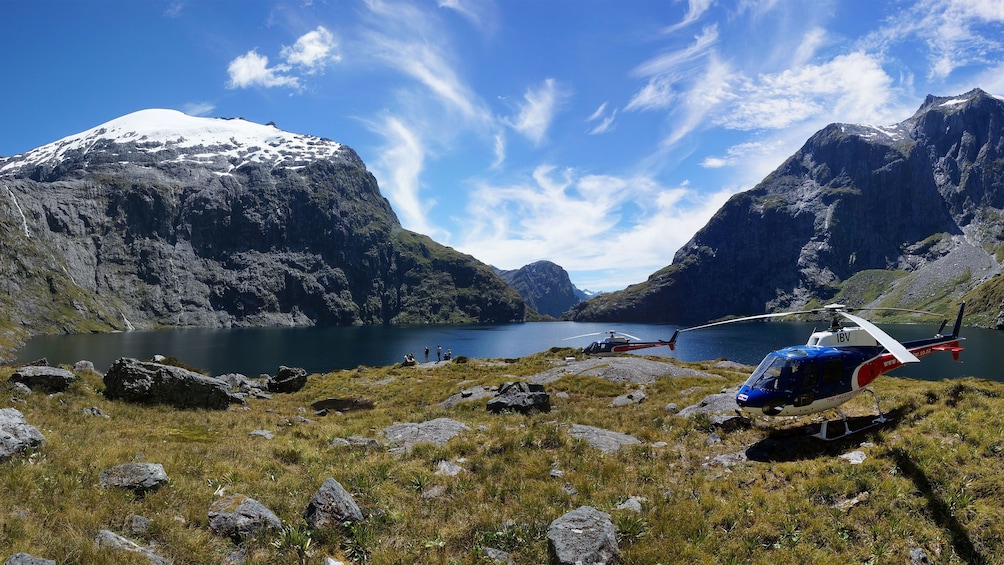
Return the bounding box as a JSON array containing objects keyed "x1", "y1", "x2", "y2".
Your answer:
[
  {"x1": 567, "y1": 424, "x2": 640, "y2": 454},
  {"x1": 0, "y1": 408, "x2": 45, "y2": 462},
  {"x1": 487, "y1": 382, "x2": 550, "y2": 414},
  {"x1": 547, "y1": 506, "x2": 620, "y2": 565},
  {"x1": 99, "y1": 463, "x2": 169, "y2": 494},
  {"x1": 103, "y1": 357, "x2": 242, "y2": 409},
  {"x1": 266, "y1": 366, "x2": 307, "y2": 393},
  {"x1": 208, "y1": 495, "x2": 282, "y2": 541},
  {"x1": 95, "y1": 529, "x2": 171, "y2": 564},
  {"x1": 303, "y1": 477, "x2": 364, "y2": 529},
  {"x1": 9, "y1": 366, "x2": 76, "y2": 393}
]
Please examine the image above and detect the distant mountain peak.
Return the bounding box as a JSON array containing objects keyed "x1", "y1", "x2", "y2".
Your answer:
[{"x1": 0, "y1": 108, "x2": 345, "y2": 177}]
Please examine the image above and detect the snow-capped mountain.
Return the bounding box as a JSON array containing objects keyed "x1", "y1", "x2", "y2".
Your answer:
[
  {"x1": 0, "y1": 109, "x2": 526, "y2": 352},
  {"x1": 0, "y1": 109, "x2": 345, "y2": 176}
]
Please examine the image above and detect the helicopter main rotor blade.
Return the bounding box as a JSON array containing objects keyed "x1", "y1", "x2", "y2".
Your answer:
[
  {"x1": 679, "y1": 310, "x2": 817, "y2": 332},
  {"x1": 562, "y1": 332, "x2": 605, "y2": 341},
  {"x1": 618, "y1": 332, "x2": 642, "y2": 341},
  {"x1": 839, "y1": 311, "x2": 920, "y2": 364}
]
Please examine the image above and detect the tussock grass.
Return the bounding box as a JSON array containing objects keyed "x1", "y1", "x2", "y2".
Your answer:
[{"x1": 2, "y1": 351, "x2": 1004, "y2": 563}]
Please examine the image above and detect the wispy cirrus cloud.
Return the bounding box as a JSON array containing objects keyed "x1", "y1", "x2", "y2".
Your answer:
[{"x1": 508, "y1": 78, "x2": 568, "y2": 146}]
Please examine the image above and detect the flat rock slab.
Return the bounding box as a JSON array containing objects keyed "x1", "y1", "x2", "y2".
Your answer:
[
  {"x1": 567, "y1": 424, "x2": 641, "y2": 454},
  {"x1": 678, "y1": 387, "x2": 742, "y2": 418},
  {"x1": 10, "y1": 366, "x2": 76, "y2": 393},
  {"x1": 95, "y1": 529, "x2": 171, "y2": 564},
  {"x1": 383, "y1": 418, "x2": 469, "y2": 450},
  {"x1": 99, "y1": 463, "x2": 169, "y2": 494},
  {"x1": 0, "y1": 408, "x2": 45, "y2": 462},
  {"x1": 529, "y1": 357, "x2": 715, "y2": 386}
]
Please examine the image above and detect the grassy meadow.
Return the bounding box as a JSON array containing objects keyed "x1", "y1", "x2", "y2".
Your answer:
[{"x1": 2, "y1": 349, "x2": 1003, "y2": 564}]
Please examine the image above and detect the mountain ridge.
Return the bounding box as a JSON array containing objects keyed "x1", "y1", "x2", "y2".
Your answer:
[
  {"x1": 0, "y1": 110, "x2": 526, "y2": 358},
  {"x1": 567, "y1": 88, "x2": 1004, "y2": 326}
]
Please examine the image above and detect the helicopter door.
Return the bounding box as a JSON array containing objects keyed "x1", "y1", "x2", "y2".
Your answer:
[{"x1": 792, "y1": 361, "x2": 819, "y2": 407}]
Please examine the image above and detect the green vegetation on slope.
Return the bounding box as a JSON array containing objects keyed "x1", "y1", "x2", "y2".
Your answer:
[{"x1": 2, "y1": 351, "x2": 1004, "y2": 563}]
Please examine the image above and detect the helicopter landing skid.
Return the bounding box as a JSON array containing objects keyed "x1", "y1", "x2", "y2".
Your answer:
[{"x1": 811, "y1": 389, "x2": 890, "y2": 441}]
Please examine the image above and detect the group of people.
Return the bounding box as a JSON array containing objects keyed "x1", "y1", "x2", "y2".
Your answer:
[{"x1": 403, "y1": 345, "x2": 452, "y2": 366}]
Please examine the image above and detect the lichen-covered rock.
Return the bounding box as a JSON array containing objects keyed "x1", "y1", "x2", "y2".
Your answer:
[
  {"x1": 95, "y1": 529, "x2": 171, "y2": 564},
  {"x1": 303, "y1": 477, "x2": 363, "y2": 529},
  {"x1": 265, "y1": 366, "x2": 307, "y2": 393},
  {"x1": 547, "y1": 506, "x2": 620, "y2": 565},
  {"x1": 208, "y1": 495, "x2": 281, "y2": 541},
  {"x1": 487, "y1": 382, "x2": 550, "y2": 414},
  {"x1": 382, "y1": 418, "x2": 469, "y2": 450},
  {"x1": 0, "y1": 408, "x2": 44, "y2": 462},
  {"x1": 99, "y1": 463, "x2": 169, "y2": 494}
]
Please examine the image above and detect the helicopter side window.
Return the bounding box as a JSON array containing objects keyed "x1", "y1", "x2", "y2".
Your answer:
[
  {"x1": 798, "y1": 362, "x2": 818, "y2": 390},
  {"x1": 821, "y1": 360, "x2": 843, "y2": 385}
]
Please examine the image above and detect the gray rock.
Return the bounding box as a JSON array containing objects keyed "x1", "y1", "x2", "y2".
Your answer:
[
  {"x1": 567, "y1": 424, "x2": 640, "y2": 454},
  {"x1": 73, "y1": 360, "x2": 97, "y2": 373},
  {"x1": 99, "y1": 463, "x2": 169, "y2": 494},
  {"x1": 438, "y1": 385, "x2": 496, "y2": 408},
  {"x1": 103, "y1": 357, "x2": 242, "y2": 409},
  {"x1": 615, "y1": 496, "x2": 647, "y2": 513},
  {"x1": 910, "y1": 547, "x2": 933, "y2": 564},
  {"x1": 127, "y1": 514, "x2": 153, "y2": 535},
  {"x1": 10, "y1": 382, "x2": 32, "y2": 397},
  {"x1": 482, "y1": 546, "x2": 515, "y2": 564},
  {"x1": 208, "y1": 495, "x2": 282, "y2": 541},
  {"x1": 82, "y1": 406, "x2": 110, "y2": 418},
  {"x1": 0, "y1": 408, "x2": 45, "y2": 462},
  {"x1": 265, "y1": 366, "x2": 307, "y2": 393},
  {"x1": 609, "y1": 389, "x2": 646, "y2": 407},
  {"x1": 487, "y1": 382, "x2": 550, "y2": 414},
  {"x1": 383, "y1": 418, "x2": 469, "y2": 450},
  {"x1": 435, "y1": 460, "x2": 465, "y2": 476},
  {"x1": 303, "y1": 477, "x2": 364, "y2": 529},
  {"x1": 547, "y1": 506, "x2": 620, "y2": 565},
  {"x1": 9, "y1": 366, "x2": 76, "y2": 393},
  {"x1": 4, "y1": 553, "x2": 56, "y2": 565},
  {"x1": 95, "y1": 529, "x2": 171, "y2": 564},
  {"x1": 677, "y1": 387, "x2": 742, "y2": 418},
  {"x1": 249, "y1": 430, "x2": 273, "y2": 440}
]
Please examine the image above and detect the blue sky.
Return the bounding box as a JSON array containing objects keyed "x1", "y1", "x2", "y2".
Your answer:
[{"x1": 3, "y1": 1, "x2": 1004, "y2": 292}]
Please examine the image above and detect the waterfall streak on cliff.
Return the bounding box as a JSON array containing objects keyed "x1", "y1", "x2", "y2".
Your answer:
[{"x1": 5, "y1": 184, "x2": 31, "y2": 237}]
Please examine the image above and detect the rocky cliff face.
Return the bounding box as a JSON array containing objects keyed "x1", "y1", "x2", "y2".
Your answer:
[
  {"x1": 0, "y1": 110, "x2": 525, "y2": 350},
  {"x1": 495, "y1": 260, "x2": 582, "y2": 318},
  {"x1": 567, "y1": 89, "x2": 1004, "y2": 324}
]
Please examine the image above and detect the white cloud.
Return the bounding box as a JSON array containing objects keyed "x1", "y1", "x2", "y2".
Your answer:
[
  {"x1": 664, "y1": 0, "x2": 716, "y2": 32},
  {"x1": 586, "y1": 102, "x2": 616, "y2": 135},
  {"x1": 509, "y1": 78, "x2": 567, "y2": 146},
  {"x1": 182, "y1": 102, "x2": 215, "y2": 116},
  {"x1": 437, "y1": 0, "x2": 498, "y2": 34},
  {"x1": 281, "y1": 26, "x2": 341, "y2": 72},
  {"x1": 717, "y1": 51, "x2": 895, "y2": 130},
  {"x1": 368, "y1": 115, "x2": 439, "y2": 237},
  {"x1": 455, "y1": 166, "x2": 737, "y2": 290},
  {"x1": 226, "y1": 27, "x2": 341, "y2": 90},
  {"x1": 626, "y1": 25, "x2": 718, "y2": 113},
  {"x1": 226, "y1": 50, "x2": 299, "y2": 89}
]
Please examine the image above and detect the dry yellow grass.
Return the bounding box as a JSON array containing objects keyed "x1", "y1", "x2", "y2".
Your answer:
[{"x1": 1, "y1": 350, "x2": 1003, "y2": 563}]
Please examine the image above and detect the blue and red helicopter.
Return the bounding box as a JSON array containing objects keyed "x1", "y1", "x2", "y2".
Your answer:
[{"x1": 667, "y1": 303, "x2": 966, "y2": 439}]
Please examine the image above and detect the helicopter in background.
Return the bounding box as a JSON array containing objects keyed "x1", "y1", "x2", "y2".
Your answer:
[
  {"x1": 667, "y1": 303, "x2": 966, "y2": 440},
  {"x1": 566, "y1": 330, "x2": 674, "y2": 356}
]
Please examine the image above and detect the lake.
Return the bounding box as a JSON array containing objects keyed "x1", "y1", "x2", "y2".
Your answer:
[{"x1": 14, "y1": 320, "x2": 1002, "y2": 382}]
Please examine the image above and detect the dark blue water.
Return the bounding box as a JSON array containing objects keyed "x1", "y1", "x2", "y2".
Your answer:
[{"x1": 14, "y1": 321, "x2": 1002, "y2": 382}]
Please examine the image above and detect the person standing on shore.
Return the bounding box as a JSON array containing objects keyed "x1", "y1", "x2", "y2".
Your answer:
[
  {"x1": 424, "y1": 346, "x2": 429, "y2": 361},
  {"x1": 437, "y1": 345, "x2": 442, "y2": 362}
]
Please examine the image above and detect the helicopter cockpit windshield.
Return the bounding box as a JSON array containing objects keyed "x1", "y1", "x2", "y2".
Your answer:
[{"x1": 745, "y1": 352, "x2": 808, "y2": 392}]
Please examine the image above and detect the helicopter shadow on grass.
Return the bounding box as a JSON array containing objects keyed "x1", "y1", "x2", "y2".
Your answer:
[{"x1": 742, "y1": 407, "x2": 909, "y2": 463}]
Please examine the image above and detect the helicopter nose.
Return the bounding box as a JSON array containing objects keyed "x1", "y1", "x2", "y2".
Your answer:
[{"x1": 735, "y1": 387, "x2": 785, "y2": 416}]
